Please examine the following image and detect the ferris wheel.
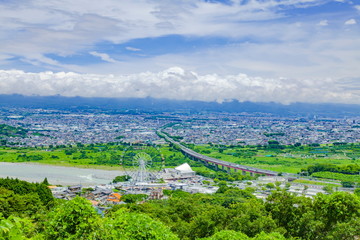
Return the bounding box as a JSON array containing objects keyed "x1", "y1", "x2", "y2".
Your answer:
[{"x1": 120, "y1": 143, "x2": 164, "y2": 184}]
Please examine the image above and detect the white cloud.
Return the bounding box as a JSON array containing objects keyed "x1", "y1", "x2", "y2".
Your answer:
[
  {"x1": 0, "y1": 67, "x2": 358, "y2": 104},
  {"x1": 82, "y1": 30, "x2": 360, "y2": 82},
  {"x1": 317, "y1": 20, "x2": 328, "y2": 26},
  {"x1": 0, "y1": 0, "x2": 359, "y2": 92},
  {"x1": 345, "y1": 19, "x2": 357, "y2": 25},
  {"x1": 89, "y1": 51, "x2": 118, "y2": 63},
  {"x1": 126, "y1": 47, "x2": 141, "y2": 52},
  {"x1": 0, "y1": 0, "x2": 333, "y2": 66},
  {"x1": 355, "y1": 5, "x2": 360, "y2": 11}
]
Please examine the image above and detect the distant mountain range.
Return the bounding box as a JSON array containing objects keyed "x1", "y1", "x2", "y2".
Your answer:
[{"x1": 0, "y1": 94, "x2": 359, "y2": 117}]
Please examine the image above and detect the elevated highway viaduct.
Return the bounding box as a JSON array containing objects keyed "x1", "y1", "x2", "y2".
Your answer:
[{"x1": 158, "y1": 131, "x2": 278, "y2": 177}]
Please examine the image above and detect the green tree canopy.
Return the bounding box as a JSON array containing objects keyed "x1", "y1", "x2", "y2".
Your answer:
[
  {"x1": 101, "y1": 209, "x2": 179, "y2": 240},
  {"x1": 44, "y1": 197, "x2": 101, "y2": 240}
]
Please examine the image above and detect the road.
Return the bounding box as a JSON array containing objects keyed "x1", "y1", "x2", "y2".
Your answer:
[{"x1": 158, "y1": 130, "x2": 279, "y2": 176}]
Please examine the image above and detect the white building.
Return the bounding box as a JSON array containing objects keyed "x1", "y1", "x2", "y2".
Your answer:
[{"x1": 161, "y1": 163, "x2": 196, "y2": 180}]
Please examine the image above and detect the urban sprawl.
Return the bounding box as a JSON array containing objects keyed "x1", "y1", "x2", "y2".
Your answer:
[{"x1": 1, "y1": 108, "x2": 359, "y2": 147}]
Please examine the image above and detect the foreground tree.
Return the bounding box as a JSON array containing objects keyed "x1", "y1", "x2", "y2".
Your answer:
[
  {"x1": 200, "y1": 230, "x2": 286, "y2": 240},
  {"x1": 0, "y1": 215, "x2": 38, "y2": 240},
  {"x1": 200, "y1": 230, "x2": 249, "y2": 240},
  {"x1": 44, "y1": 197, "x2": 101, "y2": 240},
  {"x1": 101, "y1": 208, "x2": 179, "y2": 240},
  {"x1": 313, "y1": 192, "x2": 360, "y2": 233},
  {"x1": 266, "y1": 190, "x2": 360, "y2": 239}
]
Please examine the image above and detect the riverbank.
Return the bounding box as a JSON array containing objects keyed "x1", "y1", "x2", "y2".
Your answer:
[{"x1": 0, "y1": 162, "x2": 126, "y2": 186}]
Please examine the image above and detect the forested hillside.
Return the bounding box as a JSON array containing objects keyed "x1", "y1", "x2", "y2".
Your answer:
[{"x1": 0, "y1": 178, "x2": 359, "y2": 239}]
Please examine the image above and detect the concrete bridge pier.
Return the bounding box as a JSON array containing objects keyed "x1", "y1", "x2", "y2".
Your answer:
[
  {"x1": 234, "y1": 169, "x2": 237, "y2": 173},
  {"x1": 250, "y1": 172, "x2": 255, "y2": 177},
  {"x1": 227, "y1": 167, "x2": 231, "y2": 173},
  {"x1": 242, "y1": 171, "x2": 247, "y2": 176}
]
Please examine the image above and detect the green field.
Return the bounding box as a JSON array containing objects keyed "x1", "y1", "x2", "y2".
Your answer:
[
  {"x1": 292, "y1": 179, "x2": 340, "y2": 187},
  {"x1": 1, "y1": 141, "x2": 359, "y2": 182},
  {"x1": 0, "y1": 143, "x2": 204, "y2": 171},
  {"x1": 188, "y1": 143, "x2": 360, "y2": 175},
  {"x1": 312, "y1": 171, "x2": 360, "y2": 182}
]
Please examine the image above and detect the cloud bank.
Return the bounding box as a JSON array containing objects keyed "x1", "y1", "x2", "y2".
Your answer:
[
  {"x1": 0, "y1": 67, "x2": 358, "y2": 104},
  {"x1": 0, "y1": 0, "x2": 359, "y2": 80},
  {"x1": 0, "y1": 1, "x2": 359, "y2": 105}
]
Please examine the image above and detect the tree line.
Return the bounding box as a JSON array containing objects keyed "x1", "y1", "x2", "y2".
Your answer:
[
  {"x1": 1, "y1": 177, "x2": 360, "y2": 239},
  {"x1": 303, "y1": 163, "x2": 360, "y2": 175}
]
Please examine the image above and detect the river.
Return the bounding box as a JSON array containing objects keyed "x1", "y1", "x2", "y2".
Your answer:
[{"x1": 0, "y1": 162, "x2": 125, "y2": 186}]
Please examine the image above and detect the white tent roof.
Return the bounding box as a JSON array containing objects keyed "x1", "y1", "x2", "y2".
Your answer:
[{"x1": 175, "y1": 163, "x2": 194, "y2": 173}]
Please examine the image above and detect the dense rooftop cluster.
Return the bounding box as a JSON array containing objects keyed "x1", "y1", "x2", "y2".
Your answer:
[
  {"x1": 0, "y1": 107, "x2": 359, "y2": 147},
  {"x1": 163, "y1": 115, "x2": 360, "y2": 146}
]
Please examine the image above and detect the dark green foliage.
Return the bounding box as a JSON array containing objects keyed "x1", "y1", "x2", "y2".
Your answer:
[
  {"x1": 200, "y1": 230, "x2": 287, "y2": 240},
  {"x1": 196, "y1": 169, "x2": 255, "y2": 182},
  {"x1": 44, "y1": 196, "x2": 101, "y2": 240},
  {"x1": 112, "y1": 175, "x2": 131, "y2": 183},
  {"x1": 42, "y1": 178, "x2": 49, "y2": 186},
  {"x1": 0, "y1": 178, "x2": 54, "y2": 222},
  {"x1": 354, "y1": 188, "x2": 360, "y2": 196},
  {"x1": 313, "y1": 192, "x2": 360, "y2": 227},
  {"x1": 200, "y1": 230, "x2": 250, "y2": 240},
  {"x1": 265, "y1": 190, "x2": 313, "y2": 238},
  {"x1": 309, "y1": 143, "x2": 320, "y2": 147},
  {"x1": 16, "y1": 154, "x2": 44, "y2": 162},
  {"x1": 266, "y1": 191, "x2": 360, "y2": 239},
  {"x1": 324, "y1": 217, "x2": 360, "y2": 240},
  {"x1": 100, "y1": 209, "x2": 179, "y2": 240},
  {"x1": 252, "y1": 232, "x2": 287, "y2": 240},
  {"x1": 94, "y1": 153, "x2": 120, "y2": 165},
  {"x1": 167, "y1": 189, "x2": 192, "y2": 198},
  {"x1": 64, "y1": 148, "x2": 77, "y2": 155},
  {"x1": 265, "y1": 183, "x2": 275, "y2": 189},
  {"x1": 0, "y1": 124, "x2": 28, "y2": 138},
  {"x1": 0, "y1": 178, "x2": 55, "y2": 221},
  {"x1": 341, "y1": 181, "x2": 355, "y2": 188},
  {"x1": 122, "y1": 194, "x2": 148, "y2": 203},
  {"x1": 0, "y1": 215, "x2": 38, "y2": 239},
  {"x1": 264, "y1": 133, "x2": 285, "y2": 137},
  {"x1": 171, "y1": 136, "x2": 183, "y2": 141},
  {"x1": 0, "y1": 178, "x2": 54, "y2": 208},
  {"x1": 116, "y1": 190, "x2": 277, "y2": 240},
  {"x1": 1, "y1": 177, "x2": 360, "y2": 240},
  {"x1": 0, "y1": 188, "x2": 45, "y2": 218},
  {"x1": 216, "y1": 181, "x2": 230, "y2": 194},
  {"x1": 304, "y1": 163, "x2": 360, "y2": 175}
]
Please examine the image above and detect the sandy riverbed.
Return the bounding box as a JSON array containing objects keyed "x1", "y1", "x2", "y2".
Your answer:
[{"x1": 0, "y1": 162, "x2": 126, "y2": 186}]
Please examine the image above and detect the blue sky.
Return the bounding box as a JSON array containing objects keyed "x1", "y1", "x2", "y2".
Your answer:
[{"x1": 0, "y1": 0, "x2": 359, "y2": 104}]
